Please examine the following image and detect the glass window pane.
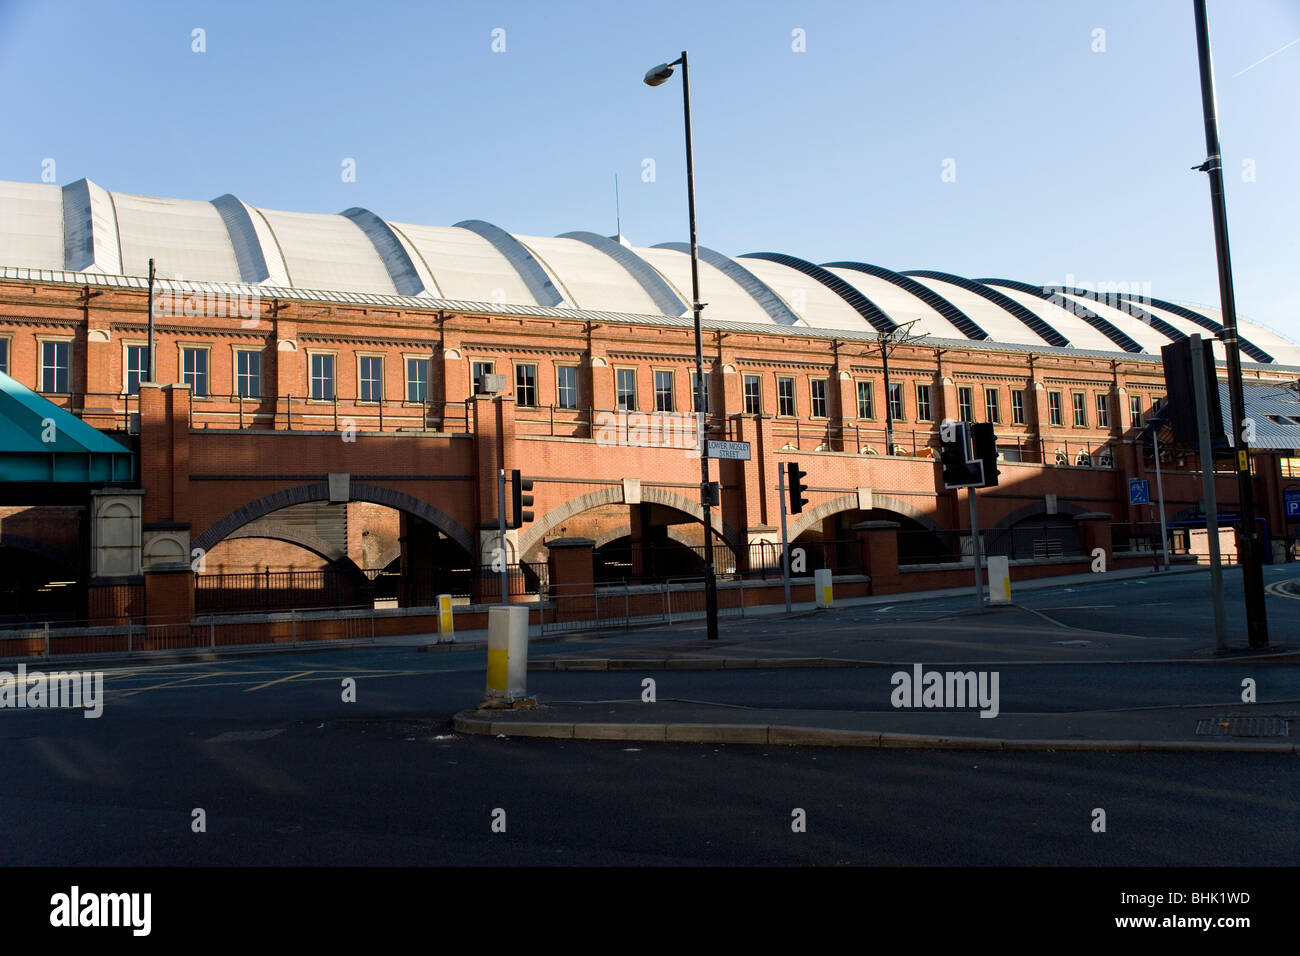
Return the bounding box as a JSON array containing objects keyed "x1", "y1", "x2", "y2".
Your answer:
[
  {"x1": 407, "y1": 358, "x2": 429, "y2": 403},
  {"x1": 556, "y1": 366, "x2": 577, "y2": 409}
]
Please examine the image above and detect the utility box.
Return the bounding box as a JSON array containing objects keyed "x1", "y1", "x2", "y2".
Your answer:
[
  {"x1": 814, "y1": 568, "x2": 833, "y2": 607},
  {"x1": 486, "y1": 605, "x2": 529, "y2": 702},
  {"x1": 987, "y1": 555, "x2": 1011, "y2": 605}
]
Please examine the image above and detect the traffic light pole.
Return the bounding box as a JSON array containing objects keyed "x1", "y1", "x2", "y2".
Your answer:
[
  {"x1": 1193, "y1": 0, "x2": 1267, "y2": 647},
  {"x1": 1190, "y1": 336, "x2": 1228, "y2": 650},
  {"x1": 497, "y1": 468, "x2": 508, "y2": 605},
  {"x1": 968, "y1": 486, "x2": 984, "y2": 613},
  {"x1": 1151, "y1": 425, "x2": 1171, "y2": 571},
  {"x1": 778, "y1": 464, "x2": 791, "y2": 613}
]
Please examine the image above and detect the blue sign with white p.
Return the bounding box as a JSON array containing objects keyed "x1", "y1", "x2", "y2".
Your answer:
[
  {"x1": 1285, "y1": 490, "x2": 1300, "y2": 520},
  {"x1": 1129, "y1": 479, "x2": 1150, "y2": 505}
]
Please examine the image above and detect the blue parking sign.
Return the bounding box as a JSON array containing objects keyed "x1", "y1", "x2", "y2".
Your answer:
[
  {"x1": 1285, "y1": 490, "x2": 1300, "y2": 520},
  {"x1": 1129, "y1": 479, "x2": 1150, "y2": 505}
]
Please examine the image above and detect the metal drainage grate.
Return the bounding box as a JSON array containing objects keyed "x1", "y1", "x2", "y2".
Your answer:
[{"x1": 1195, "y1": 716, "x2": 1291, "y2": 737}]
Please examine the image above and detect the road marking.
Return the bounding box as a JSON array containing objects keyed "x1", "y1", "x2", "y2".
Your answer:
[
  {"x1": 243, "y1": 670, "x2": 315, "y2": 693},
  {"x1": 115, "y1": 672, "x2": 226, "y2": 698},
  {"x1": 1036, "y1": 605, "x2": 1116, "y2": 611},
  {"x1": 1265, "y1": 579, "x2": 1300, "y2": 601},
  {"x1": 872, "y1": 606, "x2": 895, "y2": 613}
]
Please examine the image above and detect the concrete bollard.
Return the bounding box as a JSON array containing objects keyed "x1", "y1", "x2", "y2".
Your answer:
[
  {"x1": 987, "y1": 555, "x2": 1011, "y2": 605},
  {"x1": 436, "y1": 593, "x2": 454, "y2": 642},
  {"x1": 814, "y1": 568, "x2": 833, "y2": 608},
  {"x1": 485, "y1": 605, "x2": 529, "y2": 703}
]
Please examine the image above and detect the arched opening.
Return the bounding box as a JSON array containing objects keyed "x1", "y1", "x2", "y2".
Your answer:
[
  {"x1": 593, "y1": 534, "x2": 707, "y2": 585},
  {"x1": 985, "y1": 513, "x2": 1081, "y2": 560},
  {"x1": 0, "y1": 546, "x2": 80, "y2": 625},
  {"x1": 196, "y1": 499, "x2": 477, "y2": 612}
]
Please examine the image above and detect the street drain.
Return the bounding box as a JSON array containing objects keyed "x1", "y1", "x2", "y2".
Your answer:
[{"x1": 1194, "y1": 716, "x2": 1290, "y2": 737}]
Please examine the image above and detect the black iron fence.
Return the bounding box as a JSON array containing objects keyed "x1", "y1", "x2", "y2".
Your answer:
[{"x1": 593, "y1": 539, "x2": 861, "y2": 585}]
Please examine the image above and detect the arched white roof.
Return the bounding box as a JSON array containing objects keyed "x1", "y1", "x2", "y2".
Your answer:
[{"x1": 0, "y1": 177, "x2": 1296, "y2": 366}]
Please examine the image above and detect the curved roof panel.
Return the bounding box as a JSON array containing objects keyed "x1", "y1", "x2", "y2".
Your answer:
[
  {"x1": 631, "y1": 245, "x2": 777, "y2": 326},
  {"x1": 0, "y1": 181, "x2": 63, "y2": 271},
  {"x1": 453, "y1": 220, "x2": 565, "y2": 307},
  {"x1": 114, "y1": 190, "x2": 241, "y2": 282},
  {"x1": 823, "y1": 262, "x2": 987, "y2": 340},
  {"x1": 517, "y1": 234, "x2": 666, "y2": 315},
  {"x1": 389, "y1": 222, "x2": 537, "y2": 304},
  {"x1": 254, "y1": 206, "x2": 396, "y2": 294},
  {"x1": 654, "y1": 243, "x2": 802, "y2": 326},
  {"x1": 557, "y1": 231, "x2": 688, "y2": 316},
  {"x1": 741, "y1": 253, "x2": 897, "y2": 334}
]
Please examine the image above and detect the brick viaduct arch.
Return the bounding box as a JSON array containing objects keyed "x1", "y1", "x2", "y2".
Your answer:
[
  {"x1": 518, "y1": 486, "x2": 744, "y2": 558},
  {"x1": 0, "y1": 533, "x2": 78, "y2": 572},
  {"x1": 786, "y1": 493, "x2": 945, "y2": 541},
  {"x1": 193, "y1": 482, "x2": 475, "y2": 558},
  {"x1": 988, "y1": 500, "x2": 1088, "y2": 531}
]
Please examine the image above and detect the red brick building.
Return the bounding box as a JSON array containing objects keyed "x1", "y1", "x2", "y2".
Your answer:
[{"x1": 1, "y1": 177, "x2": 1297, "y2": 624}]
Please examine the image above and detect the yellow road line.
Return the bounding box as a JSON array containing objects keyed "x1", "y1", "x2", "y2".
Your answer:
[
  {"x1": 114, "y1": 672, "x2": 228, "y2": 698},
  {"x1": 1265, "y1": 579, "x2": 1300, "y2": 600},
  {"x1": 243, "y1": 670, "x2": 315, "y2": 693}
]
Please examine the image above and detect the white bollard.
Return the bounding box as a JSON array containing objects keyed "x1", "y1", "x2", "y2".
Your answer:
[
  {"x1": 814, "y1": 568, "x2": 833, "y2": 608},
  {"x1": 436, "y1": 593, "x2": 455, "y2": 642},
  {"x1": 987, "y1": 555, "x2": 1011, "y2": 605},
  {"x1": 486, "y1": 605, "x2": 529, "y2": 702}
]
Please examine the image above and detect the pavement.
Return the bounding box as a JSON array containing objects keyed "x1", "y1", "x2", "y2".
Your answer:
[{"x1": 454, "y1": 567, "x2": 1300, "y2": 754}]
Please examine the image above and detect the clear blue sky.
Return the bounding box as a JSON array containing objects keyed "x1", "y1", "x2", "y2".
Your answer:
[{"x1": 1, "y1": 0, "x2": 1297, "y2": 342}]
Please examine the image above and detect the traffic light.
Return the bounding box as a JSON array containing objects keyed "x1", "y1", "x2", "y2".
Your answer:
[
  {"x1": 786, "y1": 461, "x2": 808, "y2": 514},
  {"x1": 1160, "y1": 336, "x2": 1225, "y2": 445},
  {"x1": 971, "y1": 423, "x2": 999, "y2": 488},
  {"x1": 939, "y1": 420, "x2": 983, "y2": 488},
  {"x1": 510, "y1": 470, "x2": 534, "y2": 528}
]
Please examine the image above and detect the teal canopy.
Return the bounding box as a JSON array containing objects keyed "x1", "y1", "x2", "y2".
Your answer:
[{"x1": 0, "y1": 371, "x2": 134, "y2": 482}]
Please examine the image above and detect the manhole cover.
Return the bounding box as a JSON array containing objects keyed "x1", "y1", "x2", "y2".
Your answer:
[{"x1": 1194, "y1": 716, "x2": 1290, "y2": 737}]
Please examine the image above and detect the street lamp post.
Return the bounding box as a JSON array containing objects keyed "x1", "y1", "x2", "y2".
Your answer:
[{"x1": 645, "y1": 51, "x2": 719, "y2": 641}]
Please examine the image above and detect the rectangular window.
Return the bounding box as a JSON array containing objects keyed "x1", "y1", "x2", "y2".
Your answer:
[
  {"x1": 1049, "y1": 392, "x2": 1063, "y2": 426},
  {"x1": 471, "y1": 361, "x2": 494, "y2": 394},
  {"x1": 236, "y1": 350, "x2": 262, "y2": 399},
  {"x1": 126, "y1": 344, "x2": 148, "y2": 395},
  {"x1": 693, "y1": 371, "x2": 710, "y2": 414},
  {"x1": 888, "y1": 382, "x2": 904, "y2": 422},
  {"x1": 515, "y1": 363, "x2": 537, "y2": 408},
  {"x1": 984, "y1": 387, "x2": 1000, "y2": 424},
  {"x1": 1095, "y1": 392, "x2": 1110, "y2": 428},
  {"x1": 182, "y1": 347, "x2": 210, "y2": 398},
  {"x1": 556, "y1": 365, "x2": 577, "y2": 409},
  {"x1": 1130, "y1": 393, "x2": 1143, "y2": 426},
  {"x1": 1072, "y1": 392, "x2": 1087, "y2": 427},
  {"x1": 958, "y1": 386, "x2": 974, "y2": 423},
  {"x1": 616, "y1": 368, "x2": 637, "y2": 411},
  {"x1": 406, "y1": 357, "x2": 429, "y2": 403},
  {"x1": 744, "y1": 374, "x2": 762, "y2": 415},
  {"x1": 40, "y1": 341, "x2": 70, "y2": 393},
  {"x1": 0, "y1": 337, "x2": 8, "y2": 375},
  {"x1": 856, "y1": 381, "x2": 874, "y2": 419},
  {"x1": 654, "y1": 370, "x2": 674, "y2": 412},
  {"x1": 359, "y1": 355, "x2": 383, "y2": 402},
  {"x1": 810, "y1": 379, "x2": 828, "y2": 418},
  {"x1": 777, "y1": 376, "x2": 796, "y2": 417},
  {"x1": 311, "y1": 353, "x2": 336, "y2": 401},
  {"x1": 915, "y1": 384, "x2": 932, "y2": 422},
  {"x1": 1012, "y1": 389, "x2": 1026, "y2": 425}
]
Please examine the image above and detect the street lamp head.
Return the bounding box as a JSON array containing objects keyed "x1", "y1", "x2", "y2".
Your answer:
[{"x1": 643, "y1": 62, "x2": 675, "y2": 86}]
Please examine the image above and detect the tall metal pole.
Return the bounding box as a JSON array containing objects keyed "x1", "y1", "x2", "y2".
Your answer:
[
  {"x1": 146, "y1": 258, "x2": 156, "y2": 381},
  {"x1": 968, "y1": 486, "x2": 984, "y2": 612},
  {"x1": 778, "y1": 464, "x2": 792, "y2": 613},
  {"x1": 881, "y1": 335, "x2": 894, "y2": 454},
  {"x1": 678, "y1": 50, "x2": 720, "y2": 641},
  {"x1": 1193, "y1": 0, "x2": 1268, "y2": 647},
  {"x1": 1151, "y1": 425, "x2": 1171, "y2": 571},
  {"x1": 498, "y1": 468, "x2": 508, "y2": 605},
  {"x1": 1190, "y1": 335, "x2": 1228, "y2": 650}
]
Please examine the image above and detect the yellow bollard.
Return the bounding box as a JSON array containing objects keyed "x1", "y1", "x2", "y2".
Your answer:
[{"x1": 437, "y1": 593, "x2": 454, "y2": 642}]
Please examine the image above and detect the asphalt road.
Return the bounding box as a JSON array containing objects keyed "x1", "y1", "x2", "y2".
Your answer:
[{"x1": 1, "y1": 567, "x2": 1295, "y2": 866}]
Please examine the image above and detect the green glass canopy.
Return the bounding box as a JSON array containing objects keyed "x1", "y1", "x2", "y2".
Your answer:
[{"x1": 0, "y1": 371, "x2": 134, "y2": 483}]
